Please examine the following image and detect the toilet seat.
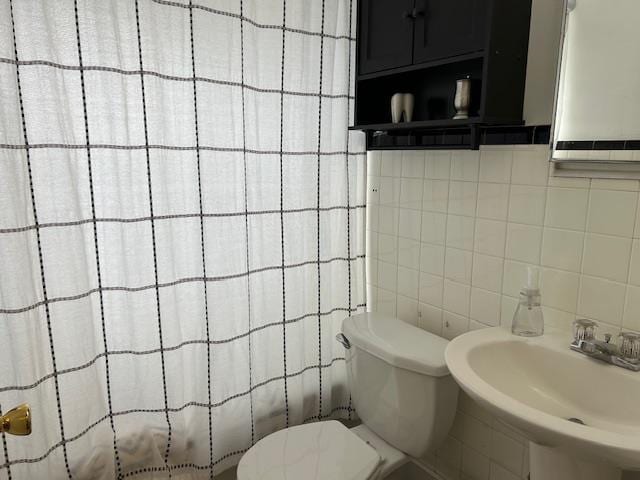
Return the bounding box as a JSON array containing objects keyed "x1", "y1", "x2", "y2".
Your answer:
[{"x1": 237, "y1": 420, "x2": 381, "y2": 480}]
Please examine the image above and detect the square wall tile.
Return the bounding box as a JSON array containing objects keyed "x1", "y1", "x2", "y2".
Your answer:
[
  {"x1": 462, "y1": 445, "x2": 490, "y2": 480},
  {"x1": 377, "y1": 233, "x2": 398, "y2": 264},
  {"x1": 587, "y1": 189, "x2": 637, "y2": 237},
  {"x1": 401, "y1": 150, "x2": 425, "y2": 178},
  {"x1": 397, "y1": 237, "x2": 420, "y2": 268},
  {"x1": 445, "y1": 247, "x2": 473, "y2": 285},
  {"x1": 377, "y1": 206, "x2": 398, "y2": 236},
  {"x1": 367, "y1": 175, "x2": 380, "y2": 205},
  {"x1": 623, "y1": 285, "x2": 640, "y2": 332},
  {"x1": 420, "y1": 242, "x2": 445, "y2": 275},
  {"x1": 419, "y1": 272, "x2": 444, "y2": 307},
  {"x1": 540, "y1": 268, "x2": 580, "y2": 313},
  {"x1": 423, "y1": 179, "x2": 449, "y2": 213},
  {"x1": 477, "y1": 183, "x2": 510, "y2": 220},
  {"x1": 377, "y1": 261, "x2": 397, "y2": 292},
  {"x1": 475, "y1": 219, "x2": 507, "y2": 257},
  {"x1": 490, "y1": 429, "x2": 525, "y2": 476},
  {"x1": 502, "y1": 260, "x2": 529, "y2": 298},
  {"x1": 510, "y1": 147, "x2": 549, "y2": 186},
  {"x1": 582, "y1": 234, "x2": 632, "y2": 283},
  {"x1": 472, "y1": 254, "x2": 504, "y2": 293},
  {"x1": 591, "y1": 179, "x2": 639, "y2": 191},
  {"x1": 443, "y1": 280, "x2": 471, "y2": 316},
  {"x1": 460, "y1": 413, "x2": 492, "y2": 457},
  {"x1": 377, "y1": 288, "x2": 396, "y2": 316},
  {"x1": 379, "y1": 176, "x2": 400, "y2": 206},
  {"x1": 397, "y1": 266, "x2": 419, "y2": 299},
  {"x1": 397, "y1": 295, "x2": 419, "y2": 326},
  {"x1": 447, "y1": 215, "x2": 475, "y2": 251},
  {"x1": 578, "y1": 275, "x2": 626, "y2": 325},
  {"x1": 449, "y1": 181, "x2": 478, "y2": 216},
  {"x1": 545, "y1": 187, "x2": 589, "y2": 231},
  {"x1": 380, "y1": 151, "x2": 401, "y2": 177},
  {"x1": 505, "y1": 223, "x2": 542, "y2": 264},
  {"x1": 451, "y1": 150, "x2": 480, "y2": 181},
  {"x1": 541, "y1": 228, "x2": 584, "y2": 273},
  {"x1": 437, "y1": 435, "x2": 462, "y2": 469},
  {"x1": 443, "y1": 310, "x2": 470, "y2": 339},
  {"x1": 479, "y1": 148, "x2": 512, "y2": 183},
  {"x1": 470, "y1": 288, "x2": 501, "y2": 326},
  {"x1": 542, "y1": 305, "x2": 575, "y2": 331},
  {"x1": 421, "y1": 211, "x2": 447, "y2": 245},
  {"x1": 425, "y1": 151, "x2": 451, "y2": 180},
  {"x1": 418, "y1": 302, "x2": 443, "y2": 335},
  {"x1": 508, "y1": 185, "x2": 546, "y2": 226},
  {"x1": 398, "y1": 208, "x2": 422, "y2": 240},
  {"x1": 629, "y1": 240, "x2": 640, "y2": 286},
  {"x1": 399, "y1": 178, "x2": 423, "y2": 209}
]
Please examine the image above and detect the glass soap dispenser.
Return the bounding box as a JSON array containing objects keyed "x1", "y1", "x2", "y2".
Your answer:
[{"x1": 512, "y1": 266, "x2": 544, "y2": 337}]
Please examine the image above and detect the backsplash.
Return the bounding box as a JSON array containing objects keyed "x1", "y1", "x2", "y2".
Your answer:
[{"x1": 366, "y1": 145, "x2": 640, "y2": 480}]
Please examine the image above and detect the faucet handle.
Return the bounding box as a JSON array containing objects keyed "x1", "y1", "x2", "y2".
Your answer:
[
  {"x1": 573, "y1": 319, "x2": 598, "y2": 342},
  {"x1": 618, "y1": 332, "x2": 640, "y2": 360}
]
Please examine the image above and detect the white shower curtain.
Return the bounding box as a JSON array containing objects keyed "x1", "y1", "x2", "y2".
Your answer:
[{"x1": 0, "y1": 0, "x2": 366, "y2": 478}]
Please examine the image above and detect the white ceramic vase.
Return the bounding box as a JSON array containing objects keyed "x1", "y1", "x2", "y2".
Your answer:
[
  {"x1": 391, "y1": 93, "x2": 404, "y2": 123},
  {"x1": 402, "y1": 93, "x2": 414, "y2": 122},
  {"x1": 391, "y1": 93, "x2": 415, "y2": 123}
]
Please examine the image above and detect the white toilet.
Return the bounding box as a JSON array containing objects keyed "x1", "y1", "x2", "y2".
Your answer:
[{"x1": 237, "y1": 312, "x2": 459, "y2": 479}]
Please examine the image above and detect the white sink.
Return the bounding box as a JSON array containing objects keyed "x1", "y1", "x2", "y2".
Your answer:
[{"x1": 445, "y1": 327, "x2": 640, "y2": 480}]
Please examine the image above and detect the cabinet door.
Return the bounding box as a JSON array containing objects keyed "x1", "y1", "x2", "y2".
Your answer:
[
  {"x1": 413, "y1": 0, "x2": 488, "y2": 64},
  {"x1": 358, "y1": 0, "x2": 415, "y2": 75}
]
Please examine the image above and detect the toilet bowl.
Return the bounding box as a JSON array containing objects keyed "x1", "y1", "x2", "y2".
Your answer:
[{"x1": 237, "y1": 312, "x2": 459, "y2": 479}]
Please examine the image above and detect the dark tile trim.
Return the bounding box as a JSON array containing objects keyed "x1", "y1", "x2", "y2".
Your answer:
[
  {"x1": 556, "y1": 139, "x2": 640, "y2": 150},
  {"x1": 366, "y1": 124, "x2": 551, "y2": 151}
]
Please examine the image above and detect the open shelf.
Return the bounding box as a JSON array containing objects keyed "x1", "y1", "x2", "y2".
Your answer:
[
  {"x1": 349, "y1": 117, "x2": 482, "y2": 132},
  {"x1": 354, "y1": 56, "x2": 484, "y2": 128}
]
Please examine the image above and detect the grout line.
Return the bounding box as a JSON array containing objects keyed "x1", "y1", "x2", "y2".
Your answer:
[
  {"x1": 439, "y1": 152, "x2": 452, "y2": 335},
  {"x1": 413, "y1": 151, "x2": 427, "y2": 328},
  {"x1": 573, "y1": 180, "x2": 592, "y2": 323},
  {"x1": 467, "y1": 151, "x2": 481, "y2": 326},
  {"x1": 500, "y1": 149, "x2": 516, "y2": 329}
]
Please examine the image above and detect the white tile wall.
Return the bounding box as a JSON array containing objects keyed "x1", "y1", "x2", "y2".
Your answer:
[{"x1": 366, "y1": 145, "x2": 640, "y2": 480}]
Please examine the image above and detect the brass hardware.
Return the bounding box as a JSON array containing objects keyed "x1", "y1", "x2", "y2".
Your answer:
[{"x1": 0, "y1": 404, "x2": 31, "y2": 436}]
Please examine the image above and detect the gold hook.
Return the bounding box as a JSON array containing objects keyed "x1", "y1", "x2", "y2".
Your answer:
[{"x1": 0, "y1": 404, "x2": 31, "y2": 436}]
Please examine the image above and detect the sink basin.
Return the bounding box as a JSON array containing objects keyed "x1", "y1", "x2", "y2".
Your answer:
[{"x1": 445, "y1": 327, "x2": 640, "y2": 480}]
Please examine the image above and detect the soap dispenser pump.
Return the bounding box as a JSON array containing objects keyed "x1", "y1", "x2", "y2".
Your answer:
[{"x1": 512, "y1": 266, "x2": 544, "y2": 337}]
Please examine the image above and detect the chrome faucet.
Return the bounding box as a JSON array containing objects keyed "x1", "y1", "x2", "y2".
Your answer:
[{"x1": 570, "y1": 319, "x2": 640, "y2": 372}]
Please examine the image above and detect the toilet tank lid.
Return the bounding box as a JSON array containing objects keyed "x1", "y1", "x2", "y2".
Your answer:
[{"x1": 342, "y1": 313, "x2": 450, "y2": 377}]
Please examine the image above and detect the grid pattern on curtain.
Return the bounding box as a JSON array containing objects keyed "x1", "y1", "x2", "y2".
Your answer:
[{"x1": 0, "y1": 0, "x2": 366, "y2": 478}]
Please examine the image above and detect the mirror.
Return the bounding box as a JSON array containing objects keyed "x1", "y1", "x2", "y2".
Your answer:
[{"x1": 552, "y1": 0, "x2": 640, "y2": 177}]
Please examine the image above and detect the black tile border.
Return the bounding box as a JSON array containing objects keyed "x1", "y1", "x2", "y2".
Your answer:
[
  {"x1": 366, "y1": 124, "x2": 552, "y2": 150},
  {"x1": 556, "y1": 139, "x2": 640, "y2": 150}
]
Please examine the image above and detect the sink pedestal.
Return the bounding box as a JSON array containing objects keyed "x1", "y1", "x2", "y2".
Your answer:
[{"x1": 529, "y1": 443, "x2": 622, "y2": 480}]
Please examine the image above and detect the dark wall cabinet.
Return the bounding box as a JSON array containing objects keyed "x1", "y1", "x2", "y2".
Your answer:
[
  {"x1": 413, "y1": 0, "x2": 488, "y2": 64},
  {"x1": 358, "y1": 0, "x2": 415, "y2": 74},
  {"x1": 359, "y1": 0, "x2": 488, "y2": 75},
  {"x1": 353, "y1": 0, "x2": 533, "y2": 150}
]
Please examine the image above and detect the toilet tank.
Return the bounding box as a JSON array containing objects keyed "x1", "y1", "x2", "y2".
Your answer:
[{"x1": 341, "y1": 313, "x2": 459, "y2": 458}]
